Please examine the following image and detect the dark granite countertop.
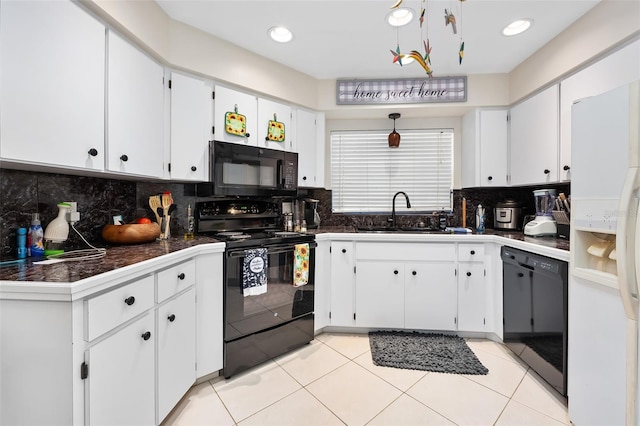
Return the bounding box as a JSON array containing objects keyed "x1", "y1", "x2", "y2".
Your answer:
[
  {"x1": 0, "y1": 236, "x2": 222, "y2": 283},
  {"x1": 308, "y1": 226, "x2": 570, "y2": 252}
]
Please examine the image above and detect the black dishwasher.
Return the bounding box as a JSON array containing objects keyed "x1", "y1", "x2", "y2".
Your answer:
[{"x1": 501, "y1": 246, "x2": 568, "y2": 396}]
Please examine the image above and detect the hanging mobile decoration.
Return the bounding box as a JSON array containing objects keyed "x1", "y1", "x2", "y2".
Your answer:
[
  {"x1": 390, "y1": 44, "x2": 405, "y2": 66},
  {"x1": 458, "y1": 0, "x2": 465, "y2": 65},
  {"x1": 444, "y1": 9, "x2": 457, "y2": 34},
  {"x1": 390, "y1": 0, "x2": 404, "y2": 8}
]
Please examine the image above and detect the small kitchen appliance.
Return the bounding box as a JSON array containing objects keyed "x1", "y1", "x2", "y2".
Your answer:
[
  {"x1": 494, "y1": 199, "x2": 523, "y2": 230},
  {"x1": 43, "y1": 202, "x2": 71, "y2": 255},
  {"x1": 304, "y1": 198, "x2": 321, "y2": 229},
  {"x1": 524, "y1": 189, "x2": 558, "y2": 236}
]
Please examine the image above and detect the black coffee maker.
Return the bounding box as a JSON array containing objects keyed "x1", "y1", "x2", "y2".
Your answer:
[{"x1": 303, "y1": 198, "x2": 321, "y2": 229}]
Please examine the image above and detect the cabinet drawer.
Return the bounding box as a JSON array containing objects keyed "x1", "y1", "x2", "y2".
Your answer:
[
  {"x1": 85, "y1": 275, "x2": 154, "y2": 341},
  {"x1": 458, "y1": 244, "x2": 485, "y2": 262},
  {"x1": 356, "y1": 242, "x2": 455, "y2": 261},
  {"x1": 157, "y1": 259, "x2": 196, "y2": 303}
]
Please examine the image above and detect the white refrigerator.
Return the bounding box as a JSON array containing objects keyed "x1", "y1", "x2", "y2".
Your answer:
[{"x1": 569, "y1": 80, "x2": 640, "y2": 425}]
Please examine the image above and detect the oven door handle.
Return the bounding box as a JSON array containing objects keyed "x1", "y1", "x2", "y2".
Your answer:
[{"x1": 227, "y1": 241, "x2": 317, "y2": 258}]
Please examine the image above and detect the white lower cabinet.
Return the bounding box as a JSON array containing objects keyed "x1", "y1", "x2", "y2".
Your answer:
[
  {"x1": 457, "y1": 244, "x2": 488, "y2": 332},
  {"x1": 86, "y1": 312, "x2": 156, "y2": 426},
  {"x1": 355, "y1": 261, "x2": 405, "y2": 328},
  {"x1": 405, "y1": 263, "x2": 457, "y2": 331},
  {"x1": 329, "y1": 241, "x2": 356, "y2": 326},
  {"x1": 157, "y1": 288, "x2": 196, "y2": 423}
]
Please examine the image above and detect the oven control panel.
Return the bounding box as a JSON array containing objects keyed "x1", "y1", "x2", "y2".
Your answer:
[{"x1": 196, "y1": 200, "x2": 279, "y2": 219}]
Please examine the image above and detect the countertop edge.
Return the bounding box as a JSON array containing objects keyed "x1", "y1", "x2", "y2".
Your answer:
[{"x1": 0, "y1": 242, "x2": 226, "y2": 301}]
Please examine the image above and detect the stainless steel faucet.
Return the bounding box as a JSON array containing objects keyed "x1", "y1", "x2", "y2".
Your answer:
[{"x1": 390, "y1": 191, "x2": 411, "y2": 228}]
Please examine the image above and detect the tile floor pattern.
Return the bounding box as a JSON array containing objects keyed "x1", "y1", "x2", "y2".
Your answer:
[{"x1": 163, "y1": 333, "x2": 569, "y2": 426}]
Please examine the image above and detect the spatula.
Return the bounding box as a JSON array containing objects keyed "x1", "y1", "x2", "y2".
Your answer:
[
  {"x1": 165, "y1": 204, "x2": 177, "y2": 239},
  {"x1": 149, "y1": 195, "x2": 162, "y2": 225}
]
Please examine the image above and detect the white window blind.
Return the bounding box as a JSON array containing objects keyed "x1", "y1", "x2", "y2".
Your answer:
[{"x1": 331, "y1": 129, "x2": 453, "y2": 213}]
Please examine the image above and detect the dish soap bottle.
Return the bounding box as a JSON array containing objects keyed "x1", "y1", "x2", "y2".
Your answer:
[
  {"x1": 29, "y1": 213, "x2": 45, "y2": 257},
  {"x1": 184, "y1": 204, "x2": 195, "y2": 240},
  {"x1": 475, "y1": 204, "x2": 486, "y2": 234}
]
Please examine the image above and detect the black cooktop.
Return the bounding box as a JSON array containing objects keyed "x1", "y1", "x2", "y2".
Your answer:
[{"x1": 214, "y1": 229, "x2": 315, "y2": 249}]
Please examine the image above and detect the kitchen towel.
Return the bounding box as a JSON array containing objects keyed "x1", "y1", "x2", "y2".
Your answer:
[
  {"x1": 243, "y1": 248, "x2": 268, "y2": 296},
  {"x1": 293, "y1": 243, "x2": 310, "y2": 287}
]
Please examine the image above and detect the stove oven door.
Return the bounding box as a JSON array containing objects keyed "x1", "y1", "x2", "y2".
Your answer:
[{"x1": 224, "y1": 241, "x2": 316, "y2": 338}]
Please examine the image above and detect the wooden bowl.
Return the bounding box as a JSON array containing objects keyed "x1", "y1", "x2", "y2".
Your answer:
[{"x1": 102, "y1": 223, "x2": 161, "y2": 244}]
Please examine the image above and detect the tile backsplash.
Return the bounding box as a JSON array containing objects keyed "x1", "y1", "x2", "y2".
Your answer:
[{"x1": 1, "y1": 167, "x2": 570, "y2": 259}]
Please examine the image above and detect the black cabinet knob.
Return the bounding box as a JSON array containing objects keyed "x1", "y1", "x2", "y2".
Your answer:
[
  {"x1": 178, "y1": 273, "x2": 186, "y2": 280},
  {"x1": 168, "y1": 314, "x2": 176, "y2": 322},
  {"x1": 141, "y1": 331, "x2": 151, "y2": 341},
  {"x1": 88, "y1": 148, "x2": 98, "y2": 157},
  {"x1": 412, "y1": 271, "x2": 417, "y2": 276},
  {"x1": 120, "y1": 154, "x2": 129, "y2": 162},
  {"x1": 487, "y1": 176, "x2": 493, "y2": 181},
  {"x1": 124, "y1": 296, "x2": 135, "y2": 306},
  {"x1": 303, "y1": 176, "x2": 307, "y2": 181},
  {"x1": 394, "y1": 270, "x2": 399, "y2": 275},
  {"x1": 544, "y1": 169, "x2": 550, "y2": 174},
  {"x1": 342, "y1": 248, "x2": 346, "y2": 253},
  {"x1": 245, "y1": 133, "x2": 251, "y2": 138},
  {"x1": 518, "y1": 272, "x2": 524, "y2": 278},
  {"x1": 466, "y1": 272, "x2": 472, "y2": 277},
  {"x1": 191, "y1": 166, "x2": 197, "y2": 172},
  {"x1": 564, "y1": 165, "x2": 571, "y2": 171},
  {"x1": 470, "y1": 250, "x2": 476, "y2": 255},
  {"x1": 510, "y1": 255, "x2": 515, "y2": 260}
]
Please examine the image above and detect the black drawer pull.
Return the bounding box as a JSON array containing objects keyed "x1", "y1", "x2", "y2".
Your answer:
[
  {"x1": 342, "y1": 248, "x2": 346, "y2": 253},
  {"x1": 124, "y1": 296, "x2": 135, "y2": 306},
  {"x1": 466, "y1": 272, "x2": 472, "y2": 277},
  {"x1": 178, "y1": 273, "x2": 186, "y2": 280},
  {"x1": 120, "y1": 154, "x2": 129, "y2": 162},
  {"x1": 412, "y1": 271, "x2": 417, "y2": 276},
  {"x1": 544, "y1": 169, "x2": 550, "y2": 174},
  {"x1": 141, "y1": 331, "x2": 151, "y2": 341},
  {"x1": 394, "y1": 270, "x2": 399, "y2": 275},
  {"x1": 191, "y1": 166, "x2": 197, "y2": 172},
  {"x1": 88, "y1": 148, "x2": 98, "y2": 157},
  {"x1": 487, "y1": 176, "x2": 493, "y2": 181},
  {"x1": 470, "y1": 250, "x2": 476, "y2": 255},
  {"x1": 168, "y1": 314, "x2": 176, "y2": 322}
]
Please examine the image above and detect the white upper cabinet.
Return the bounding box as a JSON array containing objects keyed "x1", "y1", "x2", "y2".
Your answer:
[
  {"x1": 0, "y1": 0, "x2": 105, "y2": 171},
  {"x1": 213, "y1": 85, "x2": 258, "y2": 146},
  {"x1": 560, "y1": 40, "x2": 640, "y2": 182},
  {"x1": 257, "y1": 98, "x2": 292, "y2": 151},
  {"x1": 293, "y1": 108, "x2": 325, "y2": 188},
  {"x1": 169, "y1": 72, "x2": 213, "y2": 181},
  {"x1": 107, "y1": 31, "x2": 165, "y2": 178},
  {"x1": 509, "y1": 85, "x2": 559, "y2": 186},
  {"x1": 462, "y1": 109, "x2": 508, "y2": 188}
]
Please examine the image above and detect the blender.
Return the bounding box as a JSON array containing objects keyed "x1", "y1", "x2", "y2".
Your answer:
[{"x1": 524, "y1": 189, "x2": 557, "y2": 236}]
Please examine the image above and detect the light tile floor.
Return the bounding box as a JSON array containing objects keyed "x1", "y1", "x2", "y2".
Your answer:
[{"x1": 163, "y1": 333, "x2": 569, "y2": 426}]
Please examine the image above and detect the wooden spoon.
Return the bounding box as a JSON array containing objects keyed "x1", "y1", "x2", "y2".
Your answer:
[{"x1": 149, "y1": 195, "x2": 162, "y2": 225}]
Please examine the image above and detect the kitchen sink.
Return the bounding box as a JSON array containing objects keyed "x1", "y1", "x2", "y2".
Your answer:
[{"x1": 355, "y1": 226, "x2": 449, "y2": 234}]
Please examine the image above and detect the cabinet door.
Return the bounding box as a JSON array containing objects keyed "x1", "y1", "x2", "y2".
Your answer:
[
  {"x1": 214, "y1": 85, "x2": 257, "y2": 146},
  {"x1": 457, "y1": 263, "x2": 486, "y2": 332},
  {"x1": 314, "y1": 240, "x2": 332, "y2": 331},
  {"x1": 510, "y1": 85, "x2": 559, "y2": 186},
  {"x1": 87, "y1": 313, "x2": 155, "y2": 426},
  {"x1": 257, "y1": 98, "x2": 291, "y2": 151},
  {"x1": 330, "y1": 242, "x2": 355, "y2": 326},
  {"x1": 195, "y1": 253, "x2": 223, "y2": 378},
  {"x1": 157, "y1": 288, "x2": 196, "y2": 423},
  {"x1": 405, "y1": 263, "x2": 457, "y2": 331},
  {"x1": 355, "y1": 261, "x2": 405, "y2": 329},
  {"x1": 169, "y1": 72, "x2": 213, "y2": 181},
  {"x1": 479, "y1": 110, "x2": 508, "y2": 186},
  {"x1": 0, "y1": 0, "x2": 105, "y2": 170},
  {"x1": 107, "y1": 31, "x2": 165, "y2": 178},
  {"x1": 295, "y1": 108, "x2": 318, "y2": 187}
]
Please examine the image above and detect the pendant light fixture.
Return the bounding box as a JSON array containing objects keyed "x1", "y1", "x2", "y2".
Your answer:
[{"x1": 388, "y1": 113, "x2": 401, "y2": 148}]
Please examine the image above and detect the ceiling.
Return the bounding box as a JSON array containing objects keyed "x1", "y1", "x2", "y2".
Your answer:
[{"x1": 156, "y1": 0, "x2": 601, "y2": 81}]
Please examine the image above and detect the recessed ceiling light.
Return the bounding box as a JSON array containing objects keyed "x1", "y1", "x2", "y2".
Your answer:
[
  {"x1": 268, "y1": 26, "x2": 293, "y2": 43},
  {"x1": 386, "y1": 8, "x2": 414, "y2": 27},
  {"x1": 502, "y1": 19, "x2": 533, "y2": 36}
]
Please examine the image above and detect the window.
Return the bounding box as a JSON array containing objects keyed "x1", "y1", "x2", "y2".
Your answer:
[{"x1": 331, "y1": 129, "x2": 453, "y2": 213}]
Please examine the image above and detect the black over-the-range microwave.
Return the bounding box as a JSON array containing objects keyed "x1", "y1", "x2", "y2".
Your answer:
[{"x1": 197, "y1": 140, "x2": 298, "y2": 197}]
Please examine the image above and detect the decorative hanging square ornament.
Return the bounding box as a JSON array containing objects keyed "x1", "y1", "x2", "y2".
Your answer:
[
  {"x1": 225, "y1": 104, "x2": 247, "y2": 136},
  {"x1": 266, "y1": 113, "x2": 285, "y2": 142}
]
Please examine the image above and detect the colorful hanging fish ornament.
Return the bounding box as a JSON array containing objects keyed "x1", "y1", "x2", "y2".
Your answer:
[
  {"x1": 444, "y1": 9, "x2": 457, "y2": 34},
  {"x1": 407, "y1": 40, "x2": 433, "y2": 77},
  {"x1": 390, "y1": 0, "x2": 403, "y2": 8},
  {"x1": 458, "y1": 41, "x2": 465, "y2": 64},
  {"x1": 390, "y1": 44, "x2": 405, "y2": 66}
]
